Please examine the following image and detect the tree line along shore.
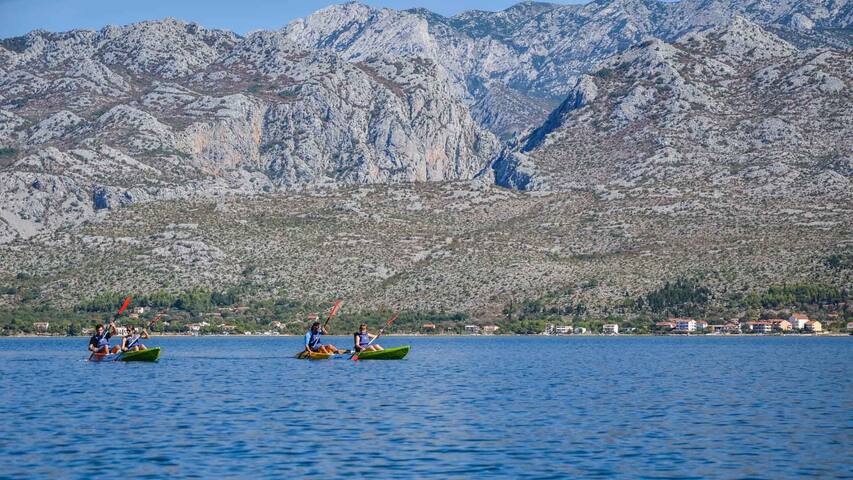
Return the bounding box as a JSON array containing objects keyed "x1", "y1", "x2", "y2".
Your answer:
[{"x1": 0, "y1": 280, "x2": 850, "y2": 336}]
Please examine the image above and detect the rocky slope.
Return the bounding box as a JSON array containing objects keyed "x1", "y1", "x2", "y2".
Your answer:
[
  {"x1": 492, "y1": 17, "x2": 852, "y2": 196},
  {"x1": 0, "y1": 19, "x2": 498, "y2": 242},
  {"x1": 0, "y1": 1, "x2": 850, "y2": 314},
  {"x1": 0, "y1": 182, "x2": 849, "y2": 317},
  {"x1": 284, "y1": 0, "x2": 851, "y2": 137}
]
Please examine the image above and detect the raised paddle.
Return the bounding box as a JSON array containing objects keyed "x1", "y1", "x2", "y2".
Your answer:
[
  {"x1": 351, "y1": 313, "x2": 397, "y2": 360},
  {"x1": 123, "y1": 308, "x2": 168, "y2": 351},
  {"x1": 323, "y1": 299, "x2": 343, "y2": 330},
  {"x1": 88, "y1": 296, "x2": 131, "y2": 360}
]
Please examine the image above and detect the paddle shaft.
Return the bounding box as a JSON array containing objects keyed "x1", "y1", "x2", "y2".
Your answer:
[{"x1": 125, "y1": 310, "x2": 165, "y2": 349}]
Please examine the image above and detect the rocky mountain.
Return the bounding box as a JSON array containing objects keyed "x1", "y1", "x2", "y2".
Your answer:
[
  {"x1": 493, "y1": 16, "x2": 852, "y2": 195},
  {"x1": 0, "y1": 19, "x2": 498, "y2": 242},
  {"x1": 0, "y1": 1, "x2": 850, "y2": 315},
  {"x1": 284, "y1": 0, "x2": 851, "y2": 137}
]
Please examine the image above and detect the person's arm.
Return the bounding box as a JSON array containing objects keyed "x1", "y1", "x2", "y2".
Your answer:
[
  {"x1": 88, "y1": 340, "x2": 96, "y2": 352},
  {"x1": 141, "y1": 329, "x2": 149, "y2": 339},
  {"x1": 304, "y1": 332, "x2": 312, "y2": 351},
  {"x1": 120, "y1": 337, "x2": 128, "y2": 351},
  {"x1": 321, "y1": 326, "x2": 329, "y2": 335},
  {"x1": 108, "y1": 322, "x2": 117, "y2": 336}
]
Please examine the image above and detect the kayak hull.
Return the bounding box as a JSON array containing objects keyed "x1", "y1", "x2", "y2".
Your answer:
[
  {"x1": 118, "y1": 347, "x2": 161, "y2": 362},
  {"x1": 295, "y1": 351, "x2": 335, "y2": 360},
  {"x1": 354, "y1": 345, "x2": 409, "y2": 360},
  {"x1": 89, "y1": 347, "x2": 161, "y2": 362}
]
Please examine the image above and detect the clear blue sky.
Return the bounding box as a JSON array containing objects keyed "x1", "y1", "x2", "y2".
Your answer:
[{"x1": 0, "y1": 0, "x2": 587, "y2": 38}]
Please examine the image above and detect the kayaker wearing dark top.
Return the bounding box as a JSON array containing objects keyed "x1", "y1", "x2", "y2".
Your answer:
[
  {"x1": 304, "y1": 321, "x2": 343, "y2": 354},
  {"x1": 88, "y1": 322, "x2": 117, "y2": 355},
  {"x1": 121, "y1": 325, "x2": 149, "y2": 352},
  {"x1": 354, "y1": 323, "x2": 383, "y2": 352}
]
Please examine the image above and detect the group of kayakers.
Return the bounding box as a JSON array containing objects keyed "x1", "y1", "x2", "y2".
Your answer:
[
  {"x1": 86, "y1": 299, "x2": 385, "y2": 357},
  {"x1": 303, "y1": 321, "x2": 384, "y2": 355},
  {"x1": 87, "y1": 321, "x2": 150, "y2": 355}
]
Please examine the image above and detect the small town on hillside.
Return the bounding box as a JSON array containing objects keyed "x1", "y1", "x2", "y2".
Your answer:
[{"x1": 537, "y1": 313, "x2": 846, "y2": 336}]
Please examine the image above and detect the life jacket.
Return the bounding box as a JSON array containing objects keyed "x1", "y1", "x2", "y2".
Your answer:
[
  {"x1": 96, "y1": 333, "x2": 110, "y2": 348},
  {"x1": 356, "y1": 332, "x2": 370, "y2": 349},
  {"x1": 125, "y1": 334, "x2": 140, "y2": 349},
  {"x1": 307, "y1": 330, "x2": 322, "y2": 350}
]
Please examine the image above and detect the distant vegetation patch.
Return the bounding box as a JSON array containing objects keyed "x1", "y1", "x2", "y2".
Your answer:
[{"x1": 636, "y1": 278, "x2": 710, "y2": 317}]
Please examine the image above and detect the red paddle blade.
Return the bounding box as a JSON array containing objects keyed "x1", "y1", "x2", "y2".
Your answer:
[
  {"x1": 117, "y1": 296, "x2": 132, "y2": 316},
  {"x1": 385, "y1": 313, "x2": 398, "y2": 326},
  {"x1": 329, "y1": 299, "x2": 342, "y2": 318}
]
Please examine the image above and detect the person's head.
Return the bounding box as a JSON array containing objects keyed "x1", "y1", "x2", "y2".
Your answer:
[
  {"x1": 95, "y1": 324, "x2": 104, "y2": 335},
  {"x1": 127, "y1": 325, "x2": 136, "y2": 334},
  {"x1": 359, "y1": 323, "x2": 367, "y2": 332},
  {"x1": 311, "y1": 322, "x2": 321, "y2": 332}
]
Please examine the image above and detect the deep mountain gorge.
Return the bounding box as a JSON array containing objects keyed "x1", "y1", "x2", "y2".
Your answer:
[{"x1": 0, "y1": 0, "x2": 850, "y2": 320}]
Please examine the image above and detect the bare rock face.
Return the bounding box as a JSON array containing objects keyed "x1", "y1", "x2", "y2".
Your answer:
[
  {"x1": 493, "y1": 17, "x2": 852, "y2": 200},
  {"x1": 0, "y1": 0, "x2": 850, "y2": 244},
  {"x1": 282, "y1": 0, "x2": 851, "y2": 137},
  {"x1": 0, "y1": 19, "x2": 499, "y2": 242}
]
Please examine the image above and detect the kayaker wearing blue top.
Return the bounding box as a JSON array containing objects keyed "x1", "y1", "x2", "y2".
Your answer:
[
  {"x1": 88, "y1": 322, "x2": 117, "y2": 355},
  {"x1": 304, "y1": 321, "x2": 343, "y2": 354},
  {"x1": 354, "y1": 323, "x2": 383, "y2": 352},
  {"x1": 121, "y1": 325, "x2": 149, "y2": 352}
]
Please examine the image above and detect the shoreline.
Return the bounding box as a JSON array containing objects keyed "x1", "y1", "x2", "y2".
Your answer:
[{"x1": 3, "y1": 333, "x2": 850, "y2": 338}]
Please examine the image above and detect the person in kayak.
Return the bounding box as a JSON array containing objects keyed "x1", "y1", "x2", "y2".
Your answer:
[
  {"x1": 304, "y1": 321, "x2": 343, "y2": 354},
  {"x1": 354, "y1": 323, "x2": 384, "y2": 352},
  {"x1": 120, "y1": 325, "x2": 149, "y2": 352},
  {"x1": 88, "y1": 322, "x2": 117, "y2": 355}
]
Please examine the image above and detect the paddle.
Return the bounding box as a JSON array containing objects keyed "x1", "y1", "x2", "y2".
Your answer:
[
  {"x1": 124, "y1": 308, "x2": 168, "y2": 351},
  {"x1": 88, "y1": 296, "x2": 131, "y2": 360},
  {"x1": 323, "y1": 299, "x2": 343, "y2": 330},
  {"x1": 351, "y1": 313, "x2": 397, "y2": 360}
]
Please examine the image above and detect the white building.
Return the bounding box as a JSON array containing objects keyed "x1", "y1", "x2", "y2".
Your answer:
[
  {"x1": 33, "y1": 322, "x2": 50, "y2": 331},
  {"x1": 464, "y1": 325, "x2": 481, "y2": 334},
  {"x1": 483, "y1": 325, "x2": 500, "y2": 335},
  {"x1": 555, "y1": 325, "x2": 572, "y2": 335},
  {"x1": 603, "y1": 324, "x2": 619, "y2": 335},
  {"x1": 574, "y1": 327, "x2": 587, "y2": 334},
  {"x1": 789, "y1": 313, "x2": 810, "y2": 330},
  {"x1": 747, "y1": 322, "x2": 772, "y2": 334},
  {"x1": 675, "y1": 319, "x2": 696, "y2": 332}
]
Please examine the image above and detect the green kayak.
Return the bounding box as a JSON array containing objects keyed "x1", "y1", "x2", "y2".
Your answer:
[
  {"x1": 354, "y1": 345, "x2": 409, "y2": 360},
  {"x1": 116, "y1": 347, "x2": 161, "y2": 362}
]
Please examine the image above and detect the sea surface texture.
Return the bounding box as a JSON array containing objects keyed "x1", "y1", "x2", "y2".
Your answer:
[{"x1": 0, "y1": 336, "x2": 850, "y2": 478}]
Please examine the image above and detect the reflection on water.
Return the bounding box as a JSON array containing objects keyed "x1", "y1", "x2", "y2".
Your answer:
[{"x1": 0, "y1": 336, "x2": 850, "y2": 478}]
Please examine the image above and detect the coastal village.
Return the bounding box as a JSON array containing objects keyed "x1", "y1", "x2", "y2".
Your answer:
[
  {"x1": 24, "y1": 310, "x2": 850, "y2": 337},
  {"x1": 540, "y1": 313, "x2": 842, "y2": 336}
]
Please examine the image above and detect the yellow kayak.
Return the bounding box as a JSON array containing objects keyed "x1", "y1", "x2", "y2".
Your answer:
[{"x1": 295, "y1": 350, "x2": 336, "y2": 360}]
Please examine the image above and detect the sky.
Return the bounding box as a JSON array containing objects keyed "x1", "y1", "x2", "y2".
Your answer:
[{"x1": 0, "y1": 0, "x2": 587, "y2": 38}]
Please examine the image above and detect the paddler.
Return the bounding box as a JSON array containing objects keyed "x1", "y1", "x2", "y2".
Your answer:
[
  {"x1": 304, "y1": 321, "x2": 343, "y2": 354},
  {"x1": 88, "y1": 321, "x2": 117, "y2": 355},
  {"x1": 120, "y1": 325, "x2": 149, "y2": 352},
  {"x1": 354, "y1": 323, "x2": 384, "y2": 352}
]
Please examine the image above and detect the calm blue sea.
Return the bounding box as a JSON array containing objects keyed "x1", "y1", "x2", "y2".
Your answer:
[{"x1": 0, "y1": 336, "x2": 850, "y2": 479}]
